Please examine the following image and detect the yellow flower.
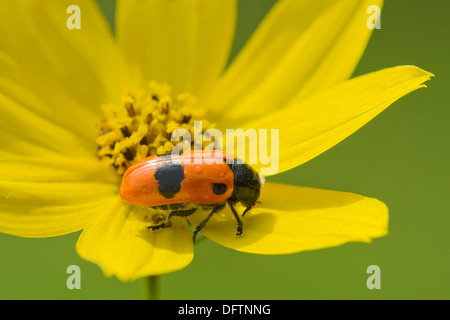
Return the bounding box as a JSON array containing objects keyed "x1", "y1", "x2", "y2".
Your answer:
[{"x1": 0, "y1": 0, "x2": 432, "y2": 281}]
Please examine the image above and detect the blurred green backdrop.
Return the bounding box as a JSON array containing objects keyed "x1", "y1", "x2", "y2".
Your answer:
[{"x1": 0, "y1": 0, "x2": 449, "y2": 299}]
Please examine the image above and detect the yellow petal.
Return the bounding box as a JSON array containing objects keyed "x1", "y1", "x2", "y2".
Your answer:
[
  {"x1": 0, "y1": 53, "x2": 103, "y2": 143},
  {"x1": 0, "y1": 155, "x2": 117, "y2": 238},
  {"x1": 0, "y1": 156, "x2": 118, "y2": 183},
  {"x1": 207, "y1": 0, "x2": 382, "y2": 124},
  {"x1": 116, "y1": 0, "x2": 237, "y2": 97},
  {"x1": 0, "y1": 0, "x2": 125, "y2": 110},
  {"x1": 0, "y1": 129, "x2": 59, "y2": 158},
  {"x1": 77, "y1": 198, "x2": 194, "y2": 281},
  {"x1": 0, "y1": 89, "x2": 96, "y2": 158},
  {"x1": 188, "y1": 182, "x2": 388, "y2": 254},
  {"x1": 235, "y1": 66, "x2": 433, "y2": 175},
  {"x1": 0, "y1": 180, "x2": 117, "y2": 238}
]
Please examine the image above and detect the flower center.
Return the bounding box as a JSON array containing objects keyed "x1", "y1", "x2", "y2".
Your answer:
[{"x1": 96, "y1": 81, "x2": 215, "y2": 175}]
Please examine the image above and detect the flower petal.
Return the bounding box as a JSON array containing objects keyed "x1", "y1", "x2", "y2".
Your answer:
[
  {"x1": 0, "y1": 0, "x2": 125, "y2": 112},
  {"x1": 0, "y1": 83, "x2": 97, "y2": 158},
  {"x1": 207, "y1": 0, "x2": 383, "y2": 124},
  {"x1": 188, "y1": 182, "x2": 388, "y2": 254},
  {"x1": 76, "y1": 198, "x2": 194, "y2": 281},
  {"x1": 0, "y1": 156, "x2": 118, "y2": 183},
  {"x1": 0, "y1": 154, "x2": 118, "y2": 237},
  {"x1": 116, "y1": 0, "x2": 237, "y2": 97},
  {"x1": 0, "y1": 53, "x2": 102, "y2": 144},
  {"x1": 0, "y1": 180, "x2": 117, "y2": 238},
  {"x1": 232, "y1": 66, "x2": 433, "y2": 176},
  {"x1": 0, "y1": 1, "x2": 127, "y2": 157}
]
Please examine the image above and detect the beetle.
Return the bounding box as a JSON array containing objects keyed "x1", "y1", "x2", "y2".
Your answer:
[{"x1": 120, "y1": 150, "x2": 262, "y2": 241}]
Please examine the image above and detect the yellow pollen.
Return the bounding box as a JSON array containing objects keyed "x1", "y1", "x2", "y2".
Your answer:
[{"x1": 96, "y1": 81, "x2": 216, "y2": 175}]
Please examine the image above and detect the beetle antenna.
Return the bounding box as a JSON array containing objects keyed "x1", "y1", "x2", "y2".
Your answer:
[{"x1": 227, "y1": 199, "x2": 244, "y2": 236}]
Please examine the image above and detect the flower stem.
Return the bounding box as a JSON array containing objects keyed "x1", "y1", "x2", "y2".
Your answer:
[{"x1": 143, "y1": 275, "x2": 159, "y2": 300}]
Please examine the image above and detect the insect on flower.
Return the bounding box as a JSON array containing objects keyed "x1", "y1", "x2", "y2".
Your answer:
[
  {"x1": 120, "y1": 151, "x2": 263, "y2": 241},
  {"x1": 0, "y1": 0, "x2": 433, "y2": 281}
]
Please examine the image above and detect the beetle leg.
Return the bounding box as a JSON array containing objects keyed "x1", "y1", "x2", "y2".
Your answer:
[
  {"x1": 147, "y1": 220, "x2": 172, "y2": 231},
  {"x1": 227, "y1": 199, "x2": 244, "y2": 237},
  {"x1": 242, "y1": 205, "x2": 253, "y2": 217},
  {"x1": 192, "y1": 203, "x2": 226, "y2": 242},
  {"x1": 147, "y1": 208, "x2": 196, "y2": 231}
]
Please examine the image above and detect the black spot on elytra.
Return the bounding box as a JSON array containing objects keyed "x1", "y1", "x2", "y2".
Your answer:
[
  {"x1": 212, "y1": 183, "x2": 227, "y2": 195},
  {"x1": 154, "y1": 162, "x2": 185, "y2": 199}
]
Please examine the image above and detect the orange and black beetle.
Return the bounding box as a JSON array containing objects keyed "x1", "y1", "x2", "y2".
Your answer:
[{"x1": 120, "y1": 151, "x2": 262, "y2": 241}]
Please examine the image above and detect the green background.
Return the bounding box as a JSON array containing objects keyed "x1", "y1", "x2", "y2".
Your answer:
[{"x1": 0, "y1": 0, "x2": 449, "y2": 299}]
